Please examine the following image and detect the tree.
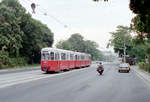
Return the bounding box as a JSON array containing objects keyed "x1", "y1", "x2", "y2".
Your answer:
[
  {"x1": 110, "y1": 26, "x2": 133, "y2": 56},
  {"x1": 129, "y1": 0, "x2": 150, "y2": 39},
  {"x1": 56, "y1": 40, "x2": 73, "y2": 50},
  {"x1": 68, "y1": 33, "x2": 85, "y2": 52},
  {"x1": 0, "y1": 0, "x2": 54, "y2": 68},
  {"x1": 129, "y1": 0, "x2": 150, "y2": 63},
  {"x1": 110, "y1": 25, "x2": 147, "y2": 62},
  {"x1": 19, "y1": 17, "x2": 54, "y2": 63},
  {"x1": 83, "y1": 40, "x2": 102, "y2": 60},
  {"x1": 130, "y1": 0, "x2": 150, "y2": 15},
  {"x1": 56, "y1": 33, "x2": 102, "y2": 60},
  {"x1": 0, "y1": 2, "x2": 23, "y2": 57}
]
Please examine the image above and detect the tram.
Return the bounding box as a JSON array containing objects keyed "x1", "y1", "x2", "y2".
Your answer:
[{"x1": 41, "y1": 48, "x2": 91, "y2": 72}]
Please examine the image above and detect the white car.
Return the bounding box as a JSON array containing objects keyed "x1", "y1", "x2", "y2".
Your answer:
[{"x1": 118, "y1": 63, "x2": 130, "y2": 73}]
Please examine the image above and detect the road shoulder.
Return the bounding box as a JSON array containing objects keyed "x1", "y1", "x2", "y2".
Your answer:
[
  {"x1": 0, "y1": 66, "x2": 40, "y2": 74},
  {"x1": 132, "y1": 66, "x2": 150, "y2": 84}
]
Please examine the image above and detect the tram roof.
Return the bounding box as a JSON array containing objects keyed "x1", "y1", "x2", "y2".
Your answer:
[{"x1": 41, "y1": 47, "x2": 90, "y2": 56}]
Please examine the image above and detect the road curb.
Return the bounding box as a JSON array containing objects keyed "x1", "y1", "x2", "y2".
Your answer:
[
  {"x1": 0, "y1": 66, "x2": 40, "y2": 74},
  {"x1": 133, "y1": 66, "x2": 150, "y2": 84}
]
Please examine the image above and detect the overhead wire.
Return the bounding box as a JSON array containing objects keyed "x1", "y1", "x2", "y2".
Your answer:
[
  {"x1": 21, "y1": 0, "x2": 85, "y2": 35},
  {"x1": 22, "y1": 0, "x2": 69, "y2": 28}
]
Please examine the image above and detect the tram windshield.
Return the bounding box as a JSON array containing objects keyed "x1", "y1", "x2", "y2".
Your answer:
[{"x1": 41, "y1": 51, "x2": 49, "y2": 60}]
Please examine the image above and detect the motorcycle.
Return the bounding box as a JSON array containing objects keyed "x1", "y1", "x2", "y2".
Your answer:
[{"x1": 97, "y1": 66, "x2": 104, "y2": 75}]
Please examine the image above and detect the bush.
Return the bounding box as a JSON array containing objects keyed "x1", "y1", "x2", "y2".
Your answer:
[
  {"x1": 8, "y1": 57, "x2": 27, "y2": 68},
  {"x1": 138, "y1": 61, "x2": 150, "y2": 72},
  {"x1": 0, "y1": 51, "x2": 9, "y2": 69},
  {"x1": 138, "y1": 62, "x2": 146, "y2": 69},
  {"x1": 146, "y1": 64, "x2": 150, "y2": 73},
  {"x1": 0, "y1": 51, "x2": 28, "y2": 69}
]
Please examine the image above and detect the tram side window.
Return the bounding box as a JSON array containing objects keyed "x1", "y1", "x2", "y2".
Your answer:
[
  {"x1": 61, "y1": 53, "x2": 66, "y2": 60},
  {"x1": 55, "y1": 53, "x2": 60, "y2": 60},
  {"x1": 77, "y1": 56, "x2": 80, "y2": 60},
  {"x1": 50, "y1": 52, "x2": 54, "y2": 60},
  {"x1": 70, "y1": 54, "x2": 74, "y2": 60},
  {"x1": 81, "y1": 55, "x2": 84, "y2": 60},
  {"x1": 67, "y1": 54, "x2": 69, "y2": 60},
  {"x1": 75, "y1": 55, "x2": 78, "y2": 60},
  {"x1": 85, "y1": 56, "x2": 87, "y2": 60}
]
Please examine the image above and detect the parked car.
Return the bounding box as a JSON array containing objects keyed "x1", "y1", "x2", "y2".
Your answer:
[{"x1": 118, "y1": 63, "x2": 130, "y2": 73}]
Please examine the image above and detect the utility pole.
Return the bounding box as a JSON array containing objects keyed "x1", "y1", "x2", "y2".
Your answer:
[{"x1": 123, "y1": 35, "x2": 126, "y2": 63}]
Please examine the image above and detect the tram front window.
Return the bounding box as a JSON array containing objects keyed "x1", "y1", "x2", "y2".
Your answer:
[{"x1": 41, "y1": 52, "x2": 49, "y2": 60}]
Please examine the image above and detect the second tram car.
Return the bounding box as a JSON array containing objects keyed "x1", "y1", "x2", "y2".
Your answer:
[{"x1": 41, "y1": 48, "x2": 91, "y2": 73}]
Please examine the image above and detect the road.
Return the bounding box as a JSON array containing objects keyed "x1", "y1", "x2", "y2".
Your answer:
[{"x1": 0, "y1": 63, "x2": 150, "y2": 102}]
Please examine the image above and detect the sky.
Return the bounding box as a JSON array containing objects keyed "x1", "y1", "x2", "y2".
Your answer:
[{"x1": 19, "y1": 0, "x2": 135, "y2": 51}]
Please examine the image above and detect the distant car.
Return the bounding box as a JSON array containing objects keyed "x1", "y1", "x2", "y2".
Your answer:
[{"x1": 118, "y1": 63, "x2": 130, "y2": 73}]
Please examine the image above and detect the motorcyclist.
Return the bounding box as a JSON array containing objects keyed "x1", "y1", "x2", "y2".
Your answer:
[{"x1": 97, "y1": 62, "x2": 104, "y2": 75}]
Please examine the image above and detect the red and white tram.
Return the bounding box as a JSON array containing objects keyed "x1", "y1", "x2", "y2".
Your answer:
[{"x1": 41, "y1": 48, "x2": 91, "y2": 72}]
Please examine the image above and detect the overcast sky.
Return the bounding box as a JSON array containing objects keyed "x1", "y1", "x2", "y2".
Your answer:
[{"x1": 19, "y1": 0, "x2": 135, "y2": 51}]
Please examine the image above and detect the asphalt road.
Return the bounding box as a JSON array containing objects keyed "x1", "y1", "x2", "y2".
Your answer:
[{"x1": 0, "y1": 63, "x2": 150, "y2": 102}]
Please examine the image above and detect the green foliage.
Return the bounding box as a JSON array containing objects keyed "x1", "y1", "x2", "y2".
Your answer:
[
  {"x1": 0, "y1": 51, "x2": 9, "y2": 68},
  {"x1": 68, "y1": 34, "x2": 85, "y2": 52},
  {"x1": 130, "y1": 0, "x2": 150, "y2": 72},
  {"x1": 138, "y1": 61, "x2": 150, "y2": 72},
  {"x1": 128, "y1": 43, "x2": 146, "y2": 61},
  {"x1": 130, "y1": 0, "x2": 150, "y2": 15},
  {"x1": 0, "y1": 50, "x2": 27, "y2": 69},
  {"x1": 131, "y1": 14, "x2": 150, "y2": 39},
  {"x1": 56, "y1": 40, "x2": 73, "y2": 50},
  {"x1": 110, "y1": 25, "x2": 146, "y2": 62},
  {"x1": 130, "y1": 0, "x2": 150, "y2": 45},
  {"x1": 138, "y1": 61, "x2": 146, "y2": 69},
  {"x1": 0, "y1": 2, "x2": 23, "y2": 57},
  {"x1": 8, "y1": 57, "x2": 27, "y2": 67},
  {"x1": 56, "y1": 34, "x2": 102, "y2": 60},
  {"x1": 110, "y1": 26, "x2": 133, "y2": 55},
  {"x1": 20, "y1": 18, "x2": 53, "y2": 63},
  {"x1": 0, "y1": 0, "x2": 54, "y2": 68},
  {"x1": 83, "y1": 40, "x2": 101, "y2": 60}
]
